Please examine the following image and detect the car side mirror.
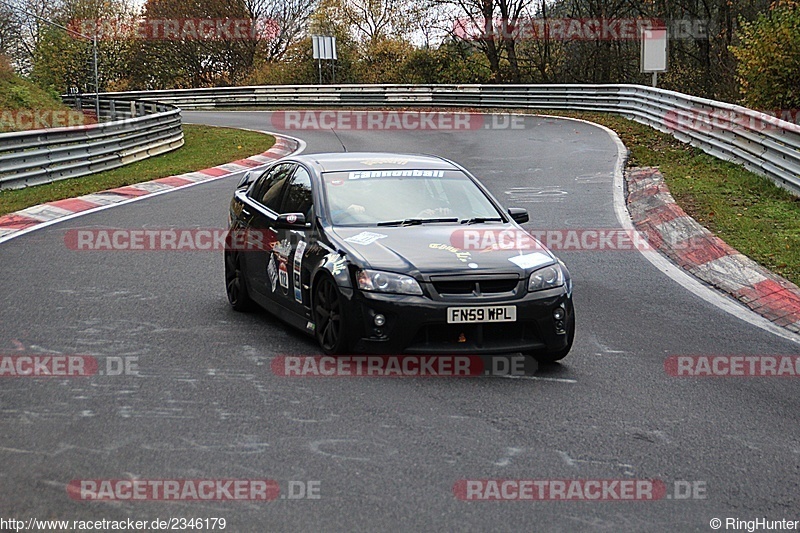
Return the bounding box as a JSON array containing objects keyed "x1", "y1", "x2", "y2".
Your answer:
[
  {"x1": 237, "y1": 170, "x2": 256, "y2": 189},
  {"x1": 508, "y1": 207, "x2": 529, "y2": 224},
  {"x1": 275, "y1": 213, "x2": 308, "y2": 229}
]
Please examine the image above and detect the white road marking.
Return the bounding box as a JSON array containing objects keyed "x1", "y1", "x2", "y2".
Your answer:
[
  {"x1": 494, "y1": 447, "x2": 524, "y2": 467},
  {"x1": 549, "y1": 114, "x2": 800, "y2": 346},
  {"x1": 499, "y1": 375, "x2": 577, "y2": 383}
]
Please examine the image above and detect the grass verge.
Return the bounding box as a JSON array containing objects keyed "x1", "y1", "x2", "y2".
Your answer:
[{"x1": 0, "y1": 124, "x2": 275, "y2": 216}]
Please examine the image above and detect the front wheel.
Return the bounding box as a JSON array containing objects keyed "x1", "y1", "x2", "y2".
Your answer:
[
  {"x1": 312, "y1": 275, "x2": 350, "y2": 355},
  {"x1": 225, "y1": 251, "x2": 254, "y2": 312}
]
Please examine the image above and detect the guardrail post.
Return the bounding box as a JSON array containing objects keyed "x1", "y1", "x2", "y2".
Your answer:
[
  {"x1": 109, "y1": 100, "x2": 116, "y2": 121},
  {"x1": 130, "y1": 101, "x2": 136, "y2": 118}
]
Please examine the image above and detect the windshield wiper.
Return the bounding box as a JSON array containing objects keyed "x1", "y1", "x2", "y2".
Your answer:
[
  {"x1": 376, "y1": 217, "x2": 459, "y2": 227},
  {"x1": 460, "y1": 217, "x2": 503, "y2": 225}
]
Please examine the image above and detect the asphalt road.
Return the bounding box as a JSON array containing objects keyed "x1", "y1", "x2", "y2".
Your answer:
[{"x1": 1, "y1": 112, "x2": 798, "y2": 532}]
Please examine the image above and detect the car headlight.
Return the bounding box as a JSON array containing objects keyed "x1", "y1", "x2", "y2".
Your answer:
[
  {"x1": 356, "y1": 269, "x2": 423, "y2": 295},
  {"x1": 528, "y1": 264, "x2": 564, "y2": 292}
]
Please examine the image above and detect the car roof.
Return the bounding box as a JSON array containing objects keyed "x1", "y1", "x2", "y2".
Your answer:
[{"x1": 291, "y1": 152, "x2": 460, "y2": 173}]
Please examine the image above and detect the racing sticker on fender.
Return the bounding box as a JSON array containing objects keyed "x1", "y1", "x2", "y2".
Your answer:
[
  {"x1": 508, "y1": 252, "x2": 552, "y2": 269},
  {"x1": 273, "y1": 238, "x2": 292, "y2": 259},
  {"x1": 331, "y1": 256, "x2": 347, "y2": 275},
  {"x1": 344, "y1": 231, "x2": 388, "y2": 245},
  {"x1": 267, "y1": 254, "x2": 278, "y2": 292},
  {"x1": 278, "y1": 259, "x2": 289, "y2": 290},
  {"x1": 293, "y1": 240, "x2": 307, "y2": 303}
]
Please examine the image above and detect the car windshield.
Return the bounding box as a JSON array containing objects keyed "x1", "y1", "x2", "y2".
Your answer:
[{"x1": 322, "y1": 169, "x2": 503, "y2": 226}]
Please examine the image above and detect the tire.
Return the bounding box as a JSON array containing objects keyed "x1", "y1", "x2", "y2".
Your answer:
[
  {"x1": 225, "y1": 251, "x2": 254, "y2": 312},
  {"x1": 312, "y1": 275, "x2": 350, "y2": 355},
  {"x1": 532, "y1": 307, "x2": 575, "y2": 364}
]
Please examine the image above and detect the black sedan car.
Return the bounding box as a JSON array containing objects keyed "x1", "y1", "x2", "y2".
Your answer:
[{"x1": 225, "y1": 153, "x2": 574, "y2": 363}]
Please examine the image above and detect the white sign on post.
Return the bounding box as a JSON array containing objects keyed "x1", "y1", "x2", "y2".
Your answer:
[
  {"x1": 312, "y1": 36, "x2": 320, "y2": 59},
  {"x1": 329, "y1": 36, "x2": 337, "y2": 60},
  {"x1": 641, "y1": 27, "x2": 667, "y2": 86},
  {"x1": 312, "y1": 35, "x2": 337, "y2": 84},
  {"x1": 312, "y1": 35, "x2": 337, "y2": 60}
]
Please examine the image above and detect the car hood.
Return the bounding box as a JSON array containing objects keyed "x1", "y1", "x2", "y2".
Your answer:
[{"x1": 331, "y1": 225, "x2": 556, "y2": 278}]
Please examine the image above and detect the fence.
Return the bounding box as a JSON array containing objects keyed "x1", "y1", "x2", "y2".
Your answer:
[
  {"x1": 99, "y1": 84, "x2": 800, "y2": 195},
  {"x1": 0, "y1": 96, "x2": 183, "y2": 190}
]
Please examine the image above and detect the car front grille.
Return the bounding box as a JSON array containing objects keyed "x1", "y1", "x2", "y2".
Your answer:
[{"x1": 430, "y1": 275, "x2": 520, "y2": 296}]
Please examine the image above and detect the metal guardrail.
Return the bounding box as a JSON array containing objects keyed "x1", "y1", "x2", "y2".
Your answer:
[
  {"x1": 0, "y1": 96, "x2": 183, "y2": 190},
  {"x1": 100, "y1": 84, "x2": 800, "y2": 195}
]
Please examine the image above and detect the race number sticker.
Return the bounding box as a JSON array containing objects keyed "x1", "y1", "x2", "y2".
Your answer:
[
  {"x1": 278, "y1": 260, "x2": 289, "y2": 290},
  {"x1": 344, "y1": 231, "x2": 388, "y2": 246},
  {"x1": 293, "y1": 240, "x2": 307, "y2": 303},
  {"x1": 267, "y1": 254, "x2": 278, "y2": 292}
]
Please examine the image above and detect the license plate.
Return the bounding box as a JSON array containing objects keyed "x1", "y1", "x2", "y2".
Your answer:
[{"x1": 447, "y1": 306, "x2": 517, "y2": 324}]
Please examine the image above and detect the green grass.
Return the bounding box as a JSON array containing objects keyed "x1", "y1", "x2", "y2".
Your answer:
[
  {"x1": 0, "y1": 77, "x2": 63, "y2": 112},
  {"x1": 522, "y1": 110, "x2": 800, "y2": 286},
  {"x1": 0, "y1": 124, "x2": 275, "y2": 216},
  {"x1": 0, "y1": 71, "x2": 71, "y2": 132}
]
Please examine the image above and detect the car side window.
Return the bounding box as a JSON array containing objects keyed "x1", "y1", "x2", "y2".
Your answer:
[
  {"x1": 252, "y1": 163, "x2": 294, "y2": 212},
  {"x1": 247, "y1": 167, "x2": 272, "y2": 202},
  {"x1": 280, "y1": 166, "x2": 313, "y2": 218}
]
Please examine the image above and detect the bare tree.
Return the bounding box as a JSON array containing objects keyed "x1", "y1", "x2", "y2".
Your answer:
[
  {"x1": 432, "y1": 0, "x2": 535, "y2": 81},
  {"x1": 244, "y1": 0, "x2": 317, "y2": 61}
]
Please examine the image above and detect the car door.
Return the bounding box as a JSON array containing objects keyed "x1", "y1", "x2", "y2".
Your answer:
[
  {"x1": 273, "y1": 165, "x2": 319, "y2": 318},
  {"x1": 242, "y1": 162, "x2": 295, "y2": 299}
]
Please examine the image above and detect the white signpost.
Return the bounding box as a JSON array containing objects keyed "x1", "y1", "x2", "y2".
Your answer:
[
  {"x1": 641, "y1": 27, "x2": 668, "y2": 87},
  {"x1": 312, "y1": 35, "x2": 338, "y2": 84}
]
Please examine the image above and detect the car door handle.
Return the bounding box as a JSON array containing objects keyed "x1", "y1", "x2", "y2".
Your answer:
[{"x1": 241, "y1": 207, "x2": 251, "y2": 216}]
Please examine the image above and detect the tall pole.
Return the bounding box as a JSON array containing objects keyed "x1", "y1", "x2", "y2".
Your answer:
[{"x1": 93, "y1": 35, "x2": 100, "y2": 118}]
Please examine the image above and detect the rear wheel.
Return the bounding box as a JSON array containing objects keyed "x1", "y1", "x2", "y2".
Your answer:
[
  {"x1": 313, "y1": 275, "x2": 349, "y2": 354},
  {"x1": 225, "y1": 251, "x2": 254, "y2": 312}
]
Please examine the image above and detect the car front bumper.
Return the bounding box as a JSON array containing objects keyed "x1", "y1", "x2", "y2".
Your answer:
[{"x1": 341, "y1": 286, "x2": 574, "y2": 355}]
